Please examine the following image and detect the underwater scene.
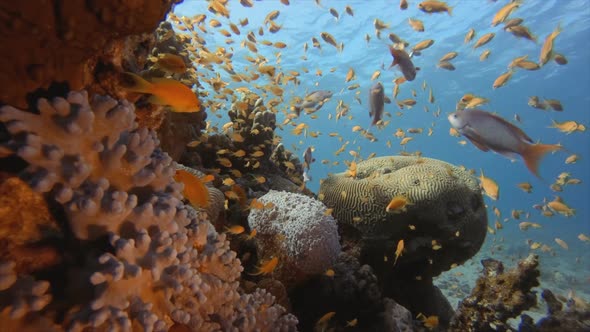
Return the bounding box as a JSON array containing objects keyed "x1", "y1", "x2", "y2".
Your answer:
[{"x1": 0, "y1": 0, "x2": 588, "y2": 331}]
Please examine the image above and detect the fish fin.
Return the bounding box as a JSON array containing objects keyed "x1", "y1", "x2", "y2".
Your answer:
[
  {"x1": 521, "y1": 143, "x2": 562, "y2": 178},
  {"x1": 121, "y1": 72, "x2": 153, "y2": 94},
  {"x1": 462, "y1": 129, "x2": 490, "y2": 152},
  {"x1": 147, "y1": 95, "x2": 168, "y2": 106},
  {"x1": 388, "y1": 45, "x2": 400, "y2": 68},
  {"x1": 447, "y1": 6, "x2": 453, "y2": 16}
]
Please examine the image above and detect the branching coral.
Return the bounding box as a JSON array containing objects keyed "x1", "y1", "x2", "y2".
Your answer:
[{"x1": 0, "y1": 91, "x2": 297, "y2": 331}]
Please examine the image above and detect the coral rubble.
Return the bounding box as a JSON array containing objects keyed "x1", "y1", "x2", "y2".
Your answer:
[
  {"x1": 449, "y1": 254, "x2": 540, "y2": 331},
  {"x1": 0, "y1": 91, "x2": 297, "y2": 331}
]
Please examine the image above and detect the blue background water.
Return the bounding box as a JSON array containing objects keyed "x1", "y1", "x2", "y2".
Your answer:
[{"x1": 174, "y1": 0, "x2": 590, "y2": 302}]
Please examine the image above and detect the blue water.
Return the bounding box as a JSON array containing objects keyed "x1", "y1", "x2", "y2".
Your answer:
[{"x1": 174, "y1": 0, "x2": 590, "y2": 303}]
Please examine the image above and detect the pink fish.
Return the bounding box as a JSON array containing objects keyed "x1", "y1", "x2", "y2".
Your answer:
[{"x1": 448, "y1": 110, "x2": 562, "y2": 177}]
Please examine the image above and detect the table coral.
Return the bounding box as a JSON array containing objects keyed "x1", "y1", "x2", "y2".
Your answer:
[
  {"x1": 319, "y1": 156, "x2": 487, "y2": 278},
  {"x1": 248, "y1": 190, "x2": 341, "y2": 287},
  {"x1": 0, "y1": 91, "x2": 297, "y2": 331}
]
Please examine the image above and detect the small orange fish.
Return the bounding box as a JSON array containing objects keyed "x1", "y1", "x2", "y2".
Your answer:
[
  {"x1": 316, "y1": 311, "x2": 336, "y2": 327},
  {"x1": 540, "y1": 24, "x2": 562, "y2": 66},
  {"x1": 121, "y1": 72, "x2": 200, "y2": 113},
  {"x1": 418, "y1": 1, "x2": 452, "y2": 15},
  {"x1": 174, "y1": 170, "x2": 210, "y2": 209},
  {"x1": 250, "y1": 256, "x2": 279, "y2": 276},
  {"x1": 393, "y1": 239, "x2": 404, "y2": 266},
  {"x1": 155, "y1": 53, "x2": 187, "y2": 74},
  {"x1": 225, "y1": 225, "x2": 245, "y2": 235},
  {"x1": 385, "y1": 195, "x2": 412, "y2": 213},
  {"x1": 479, "y1": 170, "x2": 499, "y2": 200}
]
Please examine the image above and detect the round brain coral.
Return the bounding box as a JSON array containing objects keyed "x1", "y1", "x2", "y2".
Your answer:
[
  {"x1": 248, "y1": 190, "x2": 341, "y2": 287},
  {"x1": 319, "y1": 156, "x2": 487, "y2": 279}
]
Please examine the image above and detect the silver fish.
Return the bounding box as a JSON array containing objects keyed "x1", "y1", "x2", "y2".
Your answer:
[
  {"x1": 293, "y1": 90, "x2": 333, "y2": 116},
  {"x1": 369, "y1": 82, "x2": 384, "y2": 126},
  {"x1": 448, "y1": 110, "x2": 561, "y2": 177}
]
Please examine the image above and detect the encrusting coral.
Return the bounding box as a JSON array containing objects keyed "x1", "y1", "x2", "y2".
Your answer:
[
  {"x1": 0, "y1": 91, "x2": 297, "y2": 331},
  {"x1": 247, "y1": 190, "x2": 341, "y2": 287}
]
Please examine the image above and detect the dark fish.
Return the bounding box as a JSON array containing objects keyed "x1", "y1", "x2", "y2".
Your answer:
[
  {"x1": 388, "y1": 46, "x2": 419, "y2": 81},
  {"x1": 303, "y1": 147, "x2": 315, "y2": 170},
  {"x1": 448, "y1": 110, "x2": 562, "y2": 177},
  {"x1": 369, "y1": 82, "x2": 385, "y2": 126}
]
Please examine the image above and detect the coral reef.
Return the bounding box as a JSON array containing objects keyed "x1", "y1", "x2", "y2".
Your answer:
[
  {"x1": 290, "y1": 253, "x2": 415, "y2": 332},
  {"x1": 449, "y1": 254, "x2": 540, "y2": 332},
  {"x1": 319, "y1": 156, "x2": 487, "y2": 278},
  {"x1": 247, "y1": 190, "x2": 341, "y2": 287},
  {"x1": 517, "y1": 289, "x2": 590, "y2": 331},
  {"x1": 0, "y1": 0, "x2": 177, "y2": 108},
  {"x1": 0, "y1": 91, "x2": 297, "y2": 331}
]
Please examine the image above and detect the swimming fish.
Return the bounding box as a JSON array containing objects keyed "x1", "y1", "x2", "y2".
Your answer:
[
  {"x1": 303, "y1": 146, "x2": 315, "y2": 170},
  {"x1": 479, "y1": 170, "x2": 499, "y2": 200},
  {"x1": 249, "y1": 257, "x2": 279, "y2": 275},
  {"x1": 473, "y1": 33, "x2": 495, "y2": 49},
  {"x1": 154, "y1": 53, "x2": 187, "y2": 74},
  {"x1": 174, "y1": 169, "x2": 210, "y2": 208},
  {"x1": 492, "y1": 1, "x2": 521, "y2": 26},
  {"x1": 369, "y1": 82, "x2": 385, "y2": 126},
  {"x1": 389, "y1": 46, "x2": 419, "y2": 81},
  {"x1": 448, "y1": 110, "x2": 562, "y2": 177},
  {"x1": 293, "y1": 90, "x2": 333, "y2": 115},
  {"x1": 121, "y1": 72, "x2": 201, "y2": 112},
  {"x1": 418, "y1": 1, "x2": 452, "y2": 15},
  {"x1": 540, "y1": 24, "x2": 562, "y2": 66},
  {"x1": 393, "y1": 239, "x2": 404, "y2": 266}
]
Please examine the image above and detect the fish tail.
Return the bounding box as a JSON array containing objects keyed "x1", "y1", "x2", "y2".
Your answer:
[
  {"x1": 447, "y1": 6, "x2": 453, "y2": 16},
  {"x1": 121, "y1": 72, "x2": 153, "y2": 94},
  {"x1": 522, "y1": 143, "x2": 562, "y2": 177}
]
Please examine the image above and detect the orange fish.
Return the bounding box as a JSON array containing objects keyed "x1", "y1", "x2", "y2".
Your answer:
[
  {"x1": 250, "y1": 256, "x2": 278, "y2": 275},
  {"x1": 174, "y1": 169, "x2": 210, "y2": 208},
  {"x1": 386, "y1": 196, "x2": 413, "y2": 213},
  {"x1": 393, "y1": 239, "x2": 404, "y2": 266},
  {"x1": 448, "y1": 110, "x2": 562, "y2": 177},
  {"x1": 418, "y1": 1, "x2": 452, "y2": 15},
  {"x1": 121, "y1": 72, "x2": 200, "y2": 113},
  {"x1": 224, "y1": 225, "x2": 245, "y2": 235}
]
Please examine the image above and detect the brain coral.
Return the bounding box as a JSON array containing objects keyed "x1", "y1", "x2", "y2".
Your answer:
[
  {"x1": 248, "y1": 190, "x2": 341, "y2": 287},
  {"x1": 319, "y1": 156, "x2": 487, "y2": 278},
  {"x1": 0, "y1": 91, "x2": 297, "y2": 331}
]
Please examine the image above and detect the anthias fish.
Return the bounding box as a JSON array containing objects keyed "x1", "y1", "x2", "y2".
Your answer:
[{"x1": 448, "y1": 110, "x2": 561, "y2": 177}]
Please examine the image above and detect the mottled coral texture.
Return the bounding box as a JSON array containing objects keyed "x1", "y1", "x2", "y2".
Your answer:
[
  {"x1": 248, "y1": 190, "x2": 341, "y2": 287},
  {"x1": 0, "y1": 91, "x2": 297, "y2": 331}
]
